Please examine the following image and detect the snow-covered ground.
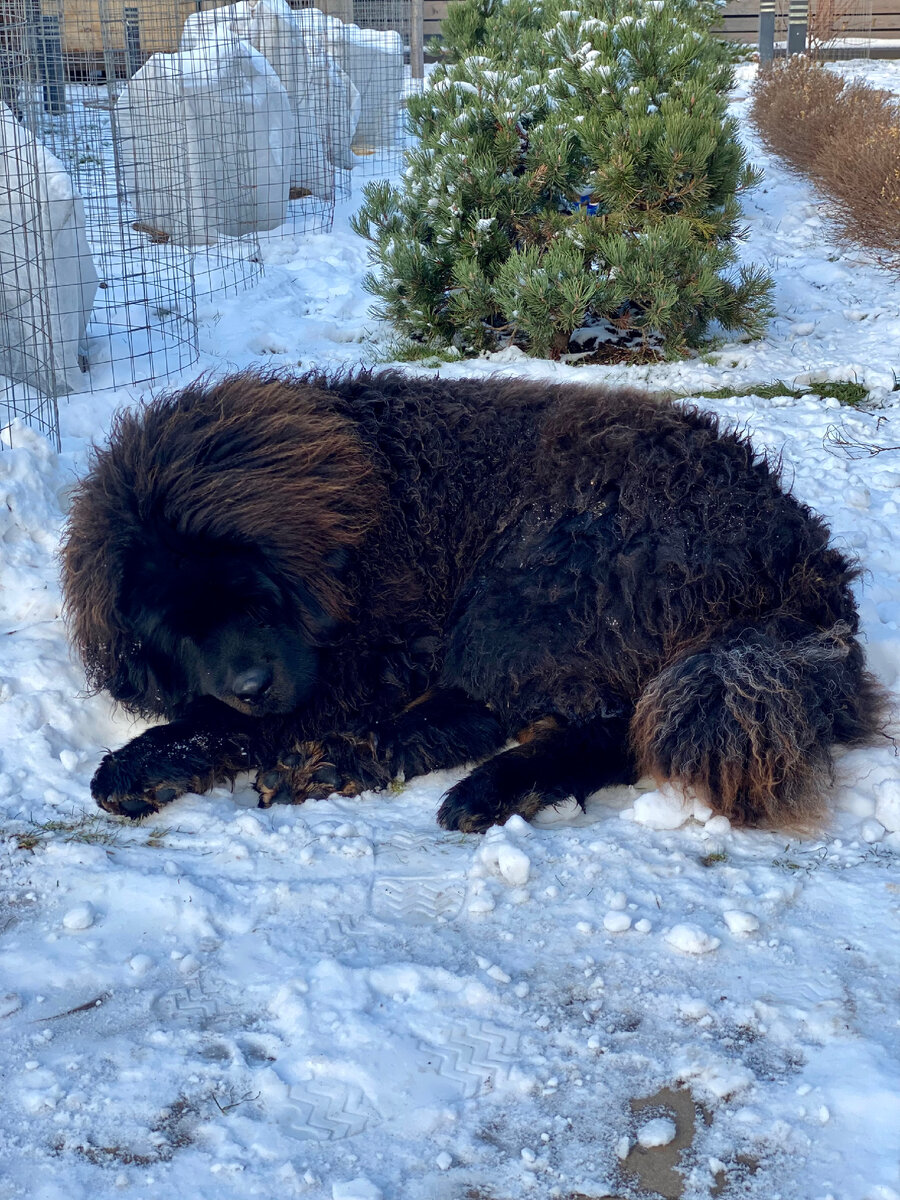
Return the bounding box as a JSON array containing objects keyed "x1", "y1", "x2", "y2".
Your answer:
[{"x1": 1, "y1": 60, "x2": 899, "y2": 1200}]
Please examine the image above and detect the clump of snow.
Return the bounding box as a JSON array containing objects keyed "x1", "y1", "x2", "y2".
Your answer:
[
  {"x1": 475, "y1": 821, "x2": 532, "y2": 885},
  {"x1": 637, "y1": 1116, "x2": 677, "y2": 1148},
  {"x1": 665, "y1": 924, "x2": 721, "y2": 955},
  {"x1": 629, "y1": 783, "x2": 692, "y2": 829},
  {"x1": 723, "y1": 910, "x2": 760, "y2": 935},
  {"x1": 704, "y1": 815, "x2": 732, "y2": 835},
  {"x1": 627, "y1": 783, "x2": 717, "y2": 829},
  {"x1": 496, "y1": 842, "x2": 531, "y2": 886},
  {"x1": 860, "y1": 818, "x2": 885, "y2": 844},
  {"x1": 874, "y1": 779, "x2": 900, "y2": 832},
  {"x1": 333, "y1": 1179, "x2": 383, "y2": 1200},
  {"x1": 61, "y1": 902, "x2": 95, "y2": 931}
]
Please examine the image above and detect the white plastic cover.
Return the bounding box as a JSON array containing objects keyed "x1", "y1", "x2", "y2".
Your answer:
[
  {"x1": 327, "y1": 23, "x2": 404, "y2": 151},
  {"x1": 115, "y1": 39, "x2": 294, "y2": 243},
  {"x1": 295, "y1": 5, "x2": 361, "y2": 171},
  {"x1": 0, "y1": 104, "x2": 98, "y2": 396},
  {"x1": 183, "y1": 0, "x2": 357, "y2": 191}
]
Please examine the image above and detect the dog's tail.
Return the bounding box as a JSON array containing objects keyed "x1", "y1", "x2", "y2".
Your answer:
[{"x1": 629, "y1": 618, "x2": 885, "y2": 826}]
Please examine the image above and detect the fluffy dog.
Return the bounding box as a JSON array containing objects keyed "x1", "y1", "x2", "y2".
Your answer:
[{"x1": 62, "y1": 369, "x2": 882, "y2": 831}]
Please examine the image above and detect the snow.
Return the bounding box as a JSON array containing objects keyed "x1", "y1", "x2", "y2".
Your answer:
[
  {"x1": 331, "y1": 1179, "x2": 382, "y2": 1200},
  {"x1": 636, "y1": 1116, "x2": 677, "y2": 1148},
  {"x1": 664, "y1": 924, "x2": 722, "y2": 955},
  {"x1": 1, "y1": 58, "x2": 900, "y2": 1200},
  {"x1": 628, "y1": 782, "x2": 693, "y2": 829},
  {"x1": 722, "y1": 910, "x2": 760, "y2": 935},
  {"x1": 874, "y1": 779, "x2": 900, "y2": 831},
  {"x1": 61, "y1": 902, "x2": 96, "y2": 932}
]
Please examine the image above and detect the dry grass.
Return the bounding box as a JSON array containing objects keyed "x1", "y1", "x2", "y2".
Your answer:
[{"x1": 750, "y1": 59, "x2": 900, "y2": 259}]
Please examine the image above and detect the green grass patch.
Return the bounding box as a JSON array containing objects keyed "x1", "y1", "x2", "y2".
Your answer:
[
  {"x1": 379, "y1": 339, "x2": 463, "y2": 367},
  {"x1": 700, "y1": 850, "x2": 729, "y2": 867},
  {"x1": 685, "y1": 379, "x2": 872, "y2": 407}
]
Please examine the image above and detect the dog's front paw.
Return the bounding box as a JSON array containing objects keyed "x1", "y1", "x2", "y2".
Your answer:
[
  {"x1": 91, "y1": 751, "x2": 190, "y2": 820},
  {"x1": 254, "y1": 734, "x2": 392, "y2": 808}
]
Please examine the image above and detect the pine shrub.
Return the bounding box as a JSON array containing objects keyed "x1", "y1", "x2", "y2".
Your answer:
[{"x1": 352, "y1": 0, "x2": 773, "y2": 360}]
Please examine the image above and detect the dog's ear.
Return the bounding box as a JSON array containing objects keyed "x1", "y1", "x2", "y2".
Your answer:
[{"x1": 90, "y1": 636, "x2": 180, "y2": 719}]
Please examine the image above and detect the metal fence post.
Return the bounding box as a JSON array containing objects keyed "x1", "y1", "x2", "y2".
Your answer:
[
  {"x1": 787, "y1": 0, "x2": 808, "y2": 54},
  {"x1": 759, "y1": 0, "x2": 776, "y2": 63},
  {"x1": 410, "y1": 0, "x2": 424, "y2": 80},
  {"x1": 123, "y1": 6, "x2": 142, "y2": 78},
  {"x1": 32, "y1": 13, "x2": 66, "y2": 114}
]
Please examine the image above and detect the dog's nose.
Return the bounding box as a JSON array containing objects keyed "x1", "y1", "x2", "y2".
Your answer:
[{"x1": 230, "y1": 666, "x2": 273, "y2": 702}]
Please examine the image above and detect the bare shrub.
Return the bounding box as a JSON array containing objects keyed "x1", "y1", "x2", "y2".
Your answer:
[
  {"x1": 826, "y1": 83, "x2": 900, "y2": 251},
  {"x1": 807, "y1": 0, "x2": 866, "y2": 59},
  {"x1": 750, "y1": 59, "x2": 843, "y2": 172},
  {"x1": 750, "y1": 61, "x2": 900, "y2": 259}
]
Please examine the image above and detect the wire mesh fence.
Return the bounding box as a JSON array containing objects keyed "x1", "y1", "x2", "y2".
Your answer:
[
  {"x1": 805, "y1": 0, "x2": 873, "y2": 58},
  {"x1": 750, "y1": 0, "x2": 874, "y2": 60},
  {"x1": 336, "y1": 0, "x2": 415, "y2": 177},
  {"x1": 1, "y1": 0, "x2": 420, "y2": 449}
]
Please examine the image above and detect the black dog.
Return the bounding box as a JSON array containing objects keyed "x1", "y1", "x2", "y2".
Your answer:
[{"x1": 62, "y1": 370, "x2": 882, "y2": 831}]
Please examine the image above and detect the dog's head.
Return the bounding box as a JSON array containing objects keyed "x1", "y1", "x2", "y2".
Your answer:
[
  {"x1": 114, "y1": 525, "x2": 335, "y2": 717},
  {"x1": 62, "y1": 371, "x2": 384, "y2": 720}
]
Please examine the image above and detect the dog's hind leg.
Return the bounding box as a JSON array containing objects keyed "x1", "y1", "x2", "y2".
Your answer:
[
  {"x1": 630, "y1": 618, "x2": 885, "y2": 827},
  {"x1": 436, "y1": 713, "x2": 636, "y2": 833}
]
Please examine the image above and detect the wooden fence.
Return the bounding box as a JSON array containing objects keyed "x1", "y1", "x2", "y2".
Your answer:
[
  {"x1": 423, "y1": 1, "x2": 900, "y2": 45},
  {"x1": 716, "y1": 0, "x2": 900, "y2": 42}
]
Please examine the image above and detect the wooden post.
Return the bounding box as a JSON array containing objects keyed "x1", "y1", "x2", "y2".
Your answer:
[
  {"x1": 787, "y1": 0, "x2": 808, "y2": 54},
  {"x1": 758, "y1": 0, "x2": 776, "y2": 63},
  {"x1": 410, "y1": 0, "x2": 424, "y2": 80}
]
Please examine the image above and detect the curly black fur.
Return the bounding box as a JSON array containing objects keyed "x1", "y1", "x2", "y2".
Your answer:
[{"x1": 62, "y1": 369, "x2": 884, "y2": 831}]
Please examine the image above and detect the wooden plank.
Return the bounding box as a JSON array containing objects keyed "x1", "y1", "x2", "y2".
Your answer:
[
  {"x1": 719, "y1": 14, "x2": 900, "y2": 31},
  {"x1": 723, "y1": 0, "x2": 900, "y2": 13},
  {"x1": 720, "y1": 10, "x2": 900, "y2": 23},
  {"x1": 718, "y1": 0, "x2": 900, "y2": 37},
  {"x1": 422, "y1": 0, "x2": 900, "y2": 32}
]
